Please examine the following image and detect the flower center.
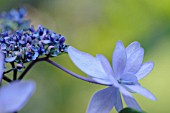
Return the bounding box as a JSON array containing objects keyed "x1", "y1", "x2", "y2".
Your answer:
[{"x1": 117, "y1": 79, "x2": 135, "y2": 85}]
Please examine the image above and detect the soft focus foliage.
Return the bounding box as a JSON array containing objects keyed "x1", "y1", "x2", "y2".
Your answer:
[
  {"x1": 119, "y1": 107, "x2": 145, "y2": 113},
  {"x1": 0, "y1": 0, "x2": 170, "y2": 113}
]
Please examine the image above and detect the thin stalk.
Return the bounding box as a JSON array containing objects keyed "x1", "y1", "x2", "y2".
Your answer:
[
  {"x1": 10, "y1": 62, "x2": 17, "y2": 80},
  {"x1": 2, "y1": 75, "x2": 12, "y2": 82},
  {"x1": 18, "y1": 57, "x2": 48, "y2": 80},
  {"x1": 46, "y1": 59, "x2": 110, "y2": 86},
  {"x1": 4, "y1": 68, "x2": 17, "y2": 74}
]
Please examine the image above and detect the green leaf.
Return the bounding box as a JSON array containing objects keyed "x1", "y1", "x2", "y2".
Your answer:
[{"x1": 119, "y1": 107, "x2": 146, "y2": 113}]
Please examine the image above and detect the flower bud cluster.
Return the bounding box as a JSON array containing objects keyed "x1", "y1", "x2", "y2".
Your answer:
[{"x1": 0, "y1": 25, "x2": 68, "y2": 69}]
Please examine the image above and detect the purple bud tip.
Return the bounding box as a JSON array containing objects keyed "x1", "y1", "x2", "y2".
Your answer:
[{"x1": 59, "y1": 37, "x2": 65, "y2": 44}]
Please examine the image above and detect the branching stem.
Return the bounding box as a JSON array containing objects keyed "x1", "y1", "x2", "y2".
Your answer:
[{"x1": 18, "y1": 57, "x2": 48, "y2": 80}]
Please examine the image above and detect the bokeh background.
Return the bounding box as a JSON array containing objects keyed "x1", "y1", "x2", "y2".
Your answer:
[{"x1": 1, "y1": 0, "x2": 170, "y2": 113}]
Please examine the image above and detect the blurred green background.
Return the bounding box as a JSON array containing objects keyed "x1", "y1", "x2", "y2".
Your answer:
[{"x1": 1, "y1": 0, "x2": 170, "y2": 113}]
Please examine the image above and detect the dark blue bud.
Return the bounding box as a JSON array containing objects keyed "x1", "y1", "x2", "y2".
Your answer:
[
  {"x1": 29, "y1": 25, "x2": 35, "y2": 32},
  {"x1": 18, "y1": 8, "x2": 26, "y2": 18},
  {"x1": 59, "y1": 36, "x2": 65, "y2": 45},
  {"x1": 1, "y1": 32, "x2": 8, "y2": 37}
]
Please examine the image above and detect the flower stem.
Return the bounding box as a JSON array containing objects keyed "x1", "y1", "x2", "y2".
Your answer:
[
  {"x1": 46, "y1": 59, "x2": 109, "y2": 86},
  {"x1": 2, "y1": 75, "x2": 12, "y2": 82},
  {"x1": 10, "y1": 62, "x2": 17, "y2": 80},
  {"x1": 18, "y1": 57, "x2": 48, "y2": 80},
  {"x1": 4, "y1": 68, "x2": 17, "y2": 74},
  {"x1": 17, "y1": 57, "x2": 109, "y2": 86}
]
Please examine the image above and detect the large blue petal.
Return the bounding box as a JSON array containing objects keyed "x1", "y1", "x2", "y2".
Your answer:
[
  {"x1": 124, "y1": 48, "x2": 144, "y2": 74},
  {"x1": 126, "y1": 41, "x2": 140, "y2": 59},
  {"x1": 0, "y1": 80, "x2": 35, "y2": 112},
  {"x1": 115, "y1": 91, "x2": 123, "y2": 112},
  {"x1": 135, "y1": 61, "x2": 154, "y2": 80},
  {"x1": 124, "y1": 84, "x2": 156, "y2": 100},
  {"x1": 123, "y1": 94, "x2": 142, "y2": 111},
  {"x1": 87, "y1": 86, "x2": 118, "y2": 113},
  {"x1": 68, "y1": 46, "x2": 109, "y2": 80},
  {"x1": 112, "y1": 41, "x2": 127, "y2": 79},
  {"x1": 119, "y1": 85, "x2": 132, "y2": 97},
  {"x1": 96, "y1": 54, "x2": 118, "y2": 84},
  {"x1": 96, "y1": 54, "x2": 113, "y2": 77}
]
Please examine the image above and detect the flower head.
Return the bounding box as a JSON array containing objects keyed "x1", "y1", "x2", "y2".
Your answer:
[
  {"x1": 68, "y1": 41, "x2": 156, "y2": 113},
  {"x1": 0, "y1": 25, "x2": 68, "y2": 70}
]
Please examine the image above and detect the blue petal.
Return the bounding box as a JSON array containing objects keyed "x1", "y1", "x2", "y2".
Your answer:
[
  {"x1": 115, "y1": 91, "x2": 123, "y2": 112},
  {"x1": 5, "y1": 56, "x2": 17, "y2": 62},
  {"x1": 112, "y1": 41, "x2": 127, "y2": 79},
  {"x1": 123, "y1": 94, "x2": 142, "y2": 111},
  {"x1": 124, "y1": 84, "x2": 156, "y2": 100},
  {"x1": 68, "y1": 46, "x2": 108, "y2": 80},
  {"x1": 120, "y1": 72, "x2": 138, "y2": 85},
  {"x1": 87, "y1": 86, "x2": 118, "y2": 113},
  {"x1": 119, "y1": 85, "x2": 132, "y2": 97},
  {"x1": 126, "y1": 41, "x2": 140, "y2": 59},
  {"x1": 124, "y1": 48, "x2": 144, "y2": 74},
  {"x1": 89, "y1": 77, "x2": 112, "y2": 85},
  {"x1": 0, "y1": 51, "x2": 4, "y2": 81},
  {"x1": 0, "y1": 80, "x2": 35, "y2": 112},
  {"x1": 96, "y1": 54, "x2": 113, "y2": 76},
  {"x1": 135, "y1": 61, "x2": 154, "y2": 80},
  {"x1": 41, "y1": 40, "x2": 51, "y2": 44},
  {"x1": 1, "y1": 43, "x2": 6, "y2": 50},
  {"x1": 32, "y1": 52, "x2": 39, "y2": 60}
]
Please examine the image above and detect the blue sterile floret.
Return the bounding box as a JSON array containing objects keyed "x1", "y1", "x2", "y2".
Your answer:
[
  {"x1": 0, "y1": 25, "x2": 69, "y2": 68},
  {"x1": 68, "y1": 41, "x2": 156, "y2": 113},
  {"x1": 0, "y1": 8, "x2": 30, "y2": 32}
]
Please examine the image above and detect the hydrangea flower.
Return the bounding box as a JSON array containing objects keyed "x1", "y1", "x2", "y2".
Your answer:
[
  {"x1": 0, "y1": 25, "x2": 68, "y2": 71},
  {"x1": 68, "y1": 41, "x2": 156, "y2": 113},
  {"x1": 0, "y1": 80, "x2": 35, "y2": 113}
]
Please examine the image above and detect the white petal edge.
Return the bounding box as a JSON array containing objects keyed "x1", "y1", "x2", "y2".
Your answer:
[
  {"x1": 68, "y1": 46, "x2": 107, "y2": 79},
  {"x1": 87, "y1": 86, "x2": 117, "y2": 113},
  {"x1": 112, "y1": 41, "x2": 127, "y2": 79},
  {"x1": 0, "y1": 80, "x2": 36, "y2": 112},
  {"x1": 125, "y1": 84, "x2": 156, "y2": 100},
  {"x1": 126, "y1": 41, "x2": 141, "y2": 59},
  {"x1": 135, "y1": 61, "x2": 154, "y2": 80}
]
